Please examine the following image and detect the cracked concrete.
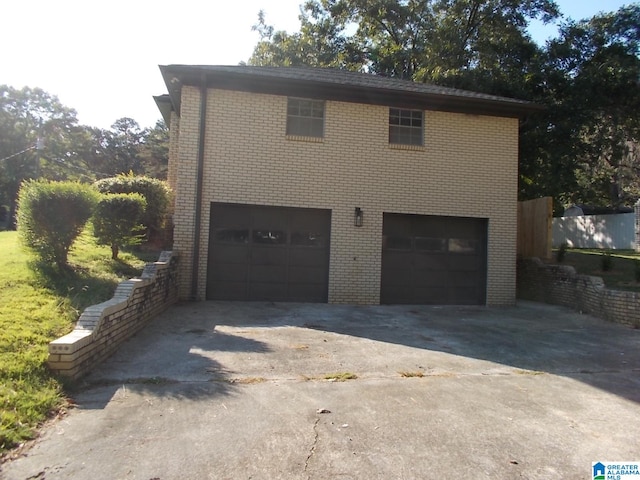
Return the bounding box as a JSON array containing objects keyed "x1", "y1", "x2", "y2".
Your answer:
[
  {"x1": 305, "y1": 418, "x2": 320, "y2": 476},
  {"x1": 2, "y1": 300, "x2": 640, "y2": 479}
]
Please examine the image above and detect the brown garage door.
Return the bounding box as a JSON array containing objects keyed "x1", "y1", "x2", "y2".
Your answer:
[
  {"x1": 207, "y1": 203, "x2": 331, "y2": 302},
  {"x1": 381, "y1": 213, "x2": 487, "y2": 305}
]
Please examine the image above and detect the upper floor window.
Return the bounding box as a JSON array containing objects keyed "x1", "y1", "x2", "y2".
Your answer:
[
  {"x1": 389, "y1": 108, "x2": 423, "y2": 146},
  {"x1": 287, "y1": 98, "x2": 325, "y2": 138}
]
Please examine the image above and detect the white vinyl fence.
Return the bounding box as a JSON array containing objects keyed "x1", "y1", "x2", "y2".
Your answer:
[{"x1": 552, "y1": 213, "x2": 636, "y2": 249}]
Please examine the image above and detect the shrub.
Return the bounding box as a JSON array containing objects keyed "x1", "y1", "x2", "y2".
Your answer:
[
  {"x1": 17, "y1": 180, "x2": 98, "y2": 268},
  {"x1": 92, "y1": 193, "x2": 147, "y2": 259},
  {"x1": 94, "y1": 175, "x2": 171, "y2": 244}
]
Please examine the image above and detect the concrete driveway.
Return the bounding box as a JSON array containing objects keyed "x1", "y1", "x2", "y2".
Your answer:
[{"x1": 2, "y1": 301, "x2": 640, "y2": 479}]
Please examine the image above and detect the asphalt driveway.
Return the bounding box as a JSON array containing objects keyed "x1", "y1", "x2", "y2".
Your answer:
[{"x1": 2, "y1": 301, "x2": 640, "y2": 479}]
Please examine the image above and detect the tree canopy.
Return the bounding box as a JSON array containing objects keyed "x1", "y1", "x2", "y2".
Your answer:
[
  {"x1": 0, "y1": 87, "x2": 169, "y2": 229},
  {"x1": 250, "y1": 1, "x2": 640, "y2": 212}
]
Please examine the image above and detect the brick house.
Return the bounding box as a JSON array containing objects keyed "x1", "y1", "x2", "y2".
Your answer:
[{"x1": 155, "y1": 65, "x2": 539, "y2": 306}]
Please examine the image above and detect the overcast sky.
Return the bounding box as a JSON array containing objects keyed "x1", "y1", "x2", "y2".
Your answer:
[{"x1": 1, "y1": 0, "x2": 632, "y2": 130}]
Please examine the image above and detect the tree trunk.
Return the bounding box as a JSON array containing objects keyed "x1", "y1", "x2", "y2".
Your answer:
[{"x1": 111, "y1": 244, "x2": 119, "y2": 260}]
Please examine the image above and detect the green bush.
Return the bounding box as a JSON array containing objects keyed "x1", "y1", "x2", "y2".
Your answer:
[
  {"x1": 92, "y1": 193, "x2": 147, "y2": 259},
  {"x1": 94, "y1": 175, "x2": 171, "y2": 244},
  {"x1": 16, "y1": 180, "x2": 98, "y2": 268}
]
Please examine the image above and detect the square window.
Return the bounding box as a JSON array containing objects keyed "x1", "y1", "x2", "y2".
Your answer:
[
  {"x1": 287, "y1": 98, "x2": 325, "y2": 138},
  {"x1": 389, "y1": 108, "x2": 423, "y2": 146}
]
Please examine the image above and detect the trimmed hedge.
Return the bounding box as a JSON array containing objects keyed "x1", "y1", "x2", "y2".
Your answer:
[
  {"x1": 17, "y1": 180, "x2": 98, "y2": 267},
  {"x1": 92, "y1": 193, "x2": 147, "y2": 259},
  {"x1": 94, "y1": 175, "x2": 171, "y2": 242}
]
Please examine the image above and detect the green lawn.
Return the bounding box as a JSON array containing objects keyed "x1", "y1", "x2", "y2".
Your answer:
[
  {"x1": 0, "y1": 230, "x2": 158, "y2": 454},
  {"x1": 553, "y1": 248, "x2": 640, "y2": 292}
]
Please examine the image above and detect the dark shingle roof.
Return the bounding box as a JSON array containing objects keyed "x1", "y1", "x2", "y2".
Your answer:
[{"x1": 159, "y1": 64, "x2": 542, "y2": 118}]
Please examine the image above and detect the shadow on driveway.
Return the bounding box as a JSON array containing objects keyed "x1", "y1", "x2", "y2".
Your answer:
[{"x1": 75, "y1": 300, "x2": 640, "y2": 408}]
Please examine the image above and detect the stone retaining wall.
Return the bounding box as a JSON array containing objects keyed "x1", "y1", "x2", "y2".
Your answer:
[
  {"x1": 48, "y1": 251, "x2": 178, "y2": 379},
  {"x1": 517, "y1": 257, "x2": 639, "y2": 328}
]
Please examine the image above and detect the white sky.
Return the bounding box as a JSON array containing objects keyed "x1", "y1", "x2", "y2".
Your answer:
[{"x1": 1, "y1": 0, "x2": 632, "y2": 130}]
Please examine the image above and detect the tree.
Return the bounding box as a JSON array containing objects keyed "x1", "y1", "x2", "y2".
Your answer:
[
  {"x1": 544, "y1": 4, "x2": 640, "y2": 208},
  {"x1": 0, "y1": 86, "x2": 92, "y2": 229},
  {"x1": 86, "y1": 118, "x2": 145, "y2": 177},
  {"x1": 92, "y1": 193, "x2": 147, "y2": 259},
  {"x1": 250, "y1": 0, "x2": 558, "y2": 84},
  {"x1": 16, "y1": 180, "x2": 98, "y2": 268},
  {"x1": 138, "y1": 120, "x2": 169, "y2": 179}
]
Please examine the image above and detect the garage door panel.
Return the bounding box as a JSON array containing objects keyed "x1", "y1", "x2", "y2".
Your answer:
[
  {"x1": 250, "y1": 265, "x2": 287, "y2": 283},
  {"x1": 288, "y1": 284, "x2": 327, "y2": 303},
  {"x1": 209, "y1": 264, "x2": 248, "y2": 282},
  {"x1": 381, "y1": 213, "x2": 487, "y2": 305},
  {"x1": 448, "y1": 256, "x2": 483, "y2": 271},
  {"x1": 417, "y1": 287, "x2": 449, "y2": 304},
  {"x1": 412, "y1": 273, "x2": 446, "y2": 288},
  {"x1": 207, "y1": 203, "x2": 330, "y2": 302},
  {"x1": 413, "y1": 254, "x2": 448, "y2": 270},
  {"x1": 208, "y1": 282, "x2": 247, "y2": 301},
  {"x1": 450, "y1": 272, "x2": 482, "y2": 287},
  {"x1": 451, "y1": 288, "x2": 483, "y2": 305},
  {"x1": 289, "y1": 248, "x2": 328, "y2": 267},
  {"x1": 249, "y1": 283, "x2": 288, "y2": 301},
  {"x1": 382, "y1": 251, "x2": 414, "y2": 269},
  {"x1": 381, "y1": 264, "x2": 415, "y2": 283},
  {"x1": 380, "y1": 285, "x2": 415, "y2": 304},
  {"x1": 209, "y1": 246, "x2": 248, "y2": 264},
  {"x1": 288, "y1": 265, "x2": 326, "y2": 283},
  {"x1": 251, "y1": 246, "x2": 288, "y2": 265}
]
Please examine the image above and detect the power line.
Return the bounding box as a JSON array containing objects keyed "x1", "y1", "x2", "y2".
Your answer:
[{"x1": 0, "y1": 144, "x2": 37, "y2": 163}]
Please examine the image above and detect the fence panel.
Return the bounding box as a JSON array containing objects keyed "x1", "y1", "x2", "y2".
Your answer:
[
  {"x1": 518, "y1": 197, "x2": 552, "y2": 259},
  {"x1": 552, "y1": 213, "x2": 635, "y2": 249}
]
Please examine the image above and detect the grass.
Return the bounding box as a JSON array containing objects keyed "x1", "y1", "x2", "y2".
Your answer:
[
  {"x1": 552, "y1": 248, "x2": 640, "y2": 292},
  {"x1": 0, "y1": 230, "x2": 159, "y2": 454},
  {"x1": 322, "y1": 372, "x2": 358, "y2": 382}
]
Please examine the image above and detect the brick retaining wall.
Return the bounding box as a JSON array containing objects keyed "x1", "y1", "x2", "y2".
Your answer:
[
  {"x1": 48, "y1": 251, "x2": 178, "y2": 379},
  {"x1": 517, "y1": 257, "x2": 640, "y2": 328}
]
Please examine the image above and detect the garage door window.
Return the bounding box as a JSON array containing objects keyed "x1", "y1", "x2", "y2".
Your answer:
[
  {"x1": 416, "y1": 237, "x2": 446, "y2": 252},
  {"x1": 449, "y1": 238, "x2": 479, "y2": 253},
  {"x1": 253, "y1": 230, "x2": 286, "y2": 244},
  {"x1": 291, "y1": 231, "x2": 327, "y2": 247},
  {"x1": 214, "y1": 228, "x2": 249, "y2": 244}
]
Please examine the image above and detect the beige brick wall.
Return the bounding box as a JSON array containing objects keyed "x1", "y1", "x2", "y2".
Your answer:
[
  {"x1": 48, "y1": 252, "x2": 178, "y2": 379},
  {"x1": 166, "y1": 111, "x2": 180, "y2": 192},
  {"x1": 172, "y1": 87, "x2": 519, "y2": 305}
]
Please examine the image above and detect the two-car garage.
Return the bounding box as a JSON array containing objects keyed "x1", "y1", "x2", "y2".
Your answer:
[{"x1": 207, "y1": 203, "x2": 488, "y2": 305}]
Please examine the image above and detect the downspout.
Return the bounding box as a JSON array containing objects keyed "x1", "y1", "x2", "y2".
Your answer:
[{"x1": 190, "y1": 75, "x2": 207, "y2": 300}]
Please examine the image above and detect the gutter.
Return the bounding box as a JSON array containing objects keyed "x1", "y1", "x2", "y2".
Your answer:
[{"x1": 190, "y1": 75, "x2": 207, "y2": 300}]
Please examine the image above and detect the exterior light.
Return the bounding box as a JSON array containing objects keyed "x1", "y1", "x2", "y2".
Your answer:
[{"x1": 354, "y1": 207, "x2": 363, "y2": 227}]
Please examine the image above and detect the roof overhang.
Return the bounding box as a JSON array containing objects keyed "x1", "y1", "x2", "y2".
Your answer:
[
  {"x1": 157, "y1": 65, "x2": 544, "y2": 120},
  {"x1": 153, "y1": 94, "x2": 173, "y2": 125}
]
